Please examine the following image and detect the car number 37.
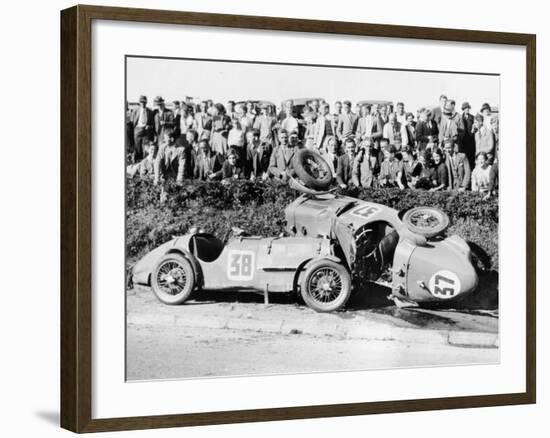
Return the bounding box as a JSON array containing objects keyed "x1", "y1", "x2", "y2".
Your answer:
[{"x1": 227, "y1": 250, "x2": 255, "y2": 281}]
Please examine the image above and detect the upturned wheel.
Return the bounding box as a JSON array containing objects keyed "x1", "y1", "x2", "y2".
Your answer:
[
  {"x1": 402, "y1": 206, "x2": 450, "y2": 238},
  {"x1": 292, "y1": 149, "x2": 333, "y2": 190}
]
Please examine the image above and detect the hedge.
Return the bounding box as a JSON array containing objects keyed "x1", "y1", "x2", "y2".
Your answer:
[{"x1": 126, "y1": 178, "x2": 499, "y2": 272}]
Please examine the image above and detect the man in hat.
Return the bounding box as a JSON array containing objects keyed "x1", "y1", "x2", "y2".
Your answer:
[
  {"x1": 461, "y1": 102, "x2": 476, "y2": 168},
  {"x1": 153, "y1": 96, "x2": 174, "y2": 147},
  {"x1": 131, "y1": 95, "x2": 154, "y2": 162},
  {"x1": 439, "y1": 99, "x2": 464, "y2": 146}
]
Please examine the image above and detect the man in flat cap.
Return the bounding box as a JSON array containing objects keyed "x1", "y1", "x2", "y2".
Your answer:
[
  {"x1": 439, "y1": 99, "x2": 464, "y2": 147},
  {"x1": 461, "y1": 102, "x2": 475, "y2": 168},
  {"x1": 480, "y1": 103, "x2": 494, "y2": 132},
  {"x1": 131, "y1": 95, "x2": 154, "y2": 162},
  {"x1": 153, "y1": 96, "x2": 175, "y2": 147}
]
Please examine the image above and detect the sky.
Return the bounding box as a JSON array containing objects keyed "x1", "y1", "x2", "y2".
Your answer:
[{"x1": 126, "y1": 56, "x2": 500, "y2": 114}]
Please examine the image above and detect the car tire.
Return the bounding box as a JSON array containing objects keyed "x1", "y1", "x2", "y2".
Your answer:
[
  {"x1": 299, "y1": 259, "x2": 352, "y2": 312},
  {"x1": 151, "y1": 253, "x2": 195, "y2": 305},
  {"x1": 292, "y1": 149, "x2": 333, "y2": 191},
  {"x1": 402, "y1": 206, "x2": 450, "y2": 238}
]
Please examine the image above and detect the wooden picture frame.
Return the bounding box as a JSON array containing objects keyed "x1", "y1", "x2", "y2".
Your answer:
[{"x1": 60, "y1": 4, "x2": 536, "y2": 433}]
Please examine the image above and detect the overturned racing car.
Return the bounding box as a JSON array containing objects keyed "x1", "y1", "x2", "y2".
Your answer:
[{"x1": 132, "y1": 149, "x2": 478, "y2": 312}]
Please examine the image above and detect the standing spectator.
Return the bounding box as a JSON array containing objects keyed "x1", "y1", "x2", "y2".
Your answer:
[
  {"x1": 131, "y1": 95, "x2": 154, "y2": 162},
  {"x1": 415, "y1": 108, "x2": 439, "y2": 152},
  {"x1": 303, "y1": 110, "x2": 318, "y2": 149},
  {"x1": 269, "y1": 130, "x2": 296, "y2": 181},
  {"x1": 227, "y1": 119, "x2": 246, "y2": 163},
  {"x1": 194, "y1": 101, "x2": 211, "y2": 140},
  {"x1": 221, "y1": 148, "x2": 245, "y2": 181},
  {"x1": 480, "y1": 103, "x2": 494, "y2": 132},
  {"x1": 379, "y1": 105, "x2": 390, "y2": 125},
  {"x1": 473, "y1": 113, "x2": 495, "y2": 155},
  {"x1": 244, "y1": 101, "x2": 257, "y2": 129},
  {"x1": 172, "y1": 100, "x2": 182, "y2": 137},
  {"x1": 334, "y1": 101, "x2": 342, "y2": 116},
  {"x1": 237, "y1": 103, "x2": 253, "y2": 135},
  {"x1": 461, "y1": 102, "x2": 476, "y2": 168},
  {"x1": 429, "y1": 148, "x2": 448, "y2": 191},
  {"x1": 443, "y1": 139, "x2": 471, "y2": 191},
  {"x1": 226, "y1": 100, "x2": 237, "y2": 122},
  {"x1": 471, "y1": 152, "x2": 492, "y2": 194},
  {"x1": 179, "y1": 103, "x2": 196, "y2": 136},
  {"x1": 353, "y1": 141, "x2": 380, "y2": 188},
  {"x1": 355, "y1": 104, "x2": 383, "y2": 148},
  {"x1": 439, "y1": 99, "x2": 464, "y2": 146},
  {"x1": 126, "y1": 102, "x2": 135, "y2": 159},
  {"x1": 314, "y1": 103, "x2": 332, "y2": 149},
  {"x1": 395, "y1": 102, "x2": 407, "y2": 125},
  {"x1": 383, "y1": 113, "x2": 408, "y2": 148},
  {"x1": 280, "y1": 102, "x2": 299, "y2": 136},
  {"x1": 336, "y1": 101, "x2": 358, "y2": 142},
  {"x1": 379, "y1": 145, "x2": 405, "y2": 189},
  {"x1": 321, "y1": 136, "x2": 340, "y2": 179},
  {"x1": 253, "y1": 103, "x2": 276, "y2": 147},
  {"x1": 336, "y1": 138, "x2": 357, "y2": 188},
  {"x1": 247, "y1": 129, "x2": 272, "y2": 181},
  {"x1": 194, "y1": 139, "x2": 224, "y2": 180},
  {"x1": 210, "y1": 103, "x2": 231, "y2": 156},
  {"x1": 153, "y1": 96, "x2": 174, "y2": 146},
  {"x1": 404, "y1": 112, "x2": 417, "y2": 149},
  {"x1": 432, "y1": 94, "x2": 448, "y2": 128}
]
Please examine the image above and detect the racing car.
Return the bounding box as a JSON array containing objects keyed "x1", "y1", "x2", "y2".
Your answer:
[{"x1": 132, "y1": 149, "x2": 478, "y2": 312}]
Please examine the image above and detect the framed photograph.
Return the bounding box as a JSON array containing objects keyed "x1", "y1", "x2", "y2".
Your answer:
[{"x1": 60, "y1": 4, "x2": 536, "y2": 433}]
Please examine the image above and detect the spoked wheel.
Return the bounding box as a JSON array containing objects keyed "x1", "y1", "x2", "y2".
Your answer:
[
  {"x1": 292, "y1": 149, "x2": 333, "y2": 191},
  {"x1": 151, "y1": 253, "x2": 195, "y2": 304},
  {"x1": 300, "y1": 259, "x2": 351, "y2": 312},
  {"x1": 402, "y1": 206, "x2": 450, "y2": 238}
]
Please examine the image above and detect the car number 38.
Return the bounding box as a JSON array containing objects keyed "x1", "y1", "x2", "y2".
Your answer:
[{"x1": 227, "y1": 250, "x2": 255, "y2": 281}]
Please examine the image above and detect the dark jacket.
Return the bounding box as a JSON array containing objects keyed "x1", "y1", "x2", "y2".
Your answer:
[
  {"x1": 336, "y1": 154, "x2": 355, "y2": 186},
  {"x1": 415, "y1": 120, "x2": 439, "y2": 148}
]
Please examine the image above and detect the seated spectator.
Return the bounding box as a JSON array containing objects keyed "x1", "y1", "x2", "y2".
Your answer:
[
  {"x1": 221, "y1": 149, "x2": 245, "y2": 181},
  {"x1": 156, "y1": 131, "x2": 191, "y2": 184},
  {"x1": 352, "y1": 142, "x2": 380, "y2": 188},
  {"x1": 269, "y1": 130, "x2": 296, "y2": 182},
  {"x1": 443, "y1": 139, "x2": 471, "y2": 191},
  {"x1": 126, "y1": 139, "x2": 157, "y2": 180},
  {"x1": 402, "y1": 147, "x2": 422, "y2": 188},
  {"x1": 379, "y1": 145, "x2": 405, "y2": 189},
  {"x1": 247, "y1": 129, "x2": 272, "y2": 181},
  {"x1": 321, "y1": 135, "x2": 340, "y2": 178},
  {"x1": 429, "y1": 148, "x2": 448, "y2": 191},
  {"x1": 471, "y1": 152, "x2": 492, "y2": 194},
  {"x1": 413, "y1": 151, "x2": 434, "y2": 190},
  {"x1": 194, "y1": 139, "x2": 224, "y2": 180},
  {"x1": 336, "y1": 138, "x2": 357, "y2": 188}
]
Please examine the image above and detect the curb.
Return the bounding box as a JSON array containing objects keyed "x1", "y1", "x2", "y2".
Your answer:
[{"x1": 127, "y1": 311, "x2": 499, "y2": 348}]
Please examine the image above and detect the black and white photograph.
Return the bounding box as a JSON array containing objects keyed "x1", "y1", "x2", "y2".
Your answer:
[{"x1": 125, "y1": 56, "x2": 500, "y2": 381}]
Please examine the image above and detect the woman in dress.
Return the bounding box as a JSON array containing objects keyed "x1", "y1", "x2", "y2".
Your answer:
[
  {"x1": 210, "y1": 103, "x2": 231, "y2": 156},
  {"x1": 429, "y1": 148, "x2": 448, "y2": 191}
]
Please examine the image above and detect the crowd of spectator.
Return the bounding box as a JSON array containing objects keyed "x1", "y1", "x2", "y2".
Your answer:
[{"x1": 126, "y1": 94, "x2": 499, "y2": 197}]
